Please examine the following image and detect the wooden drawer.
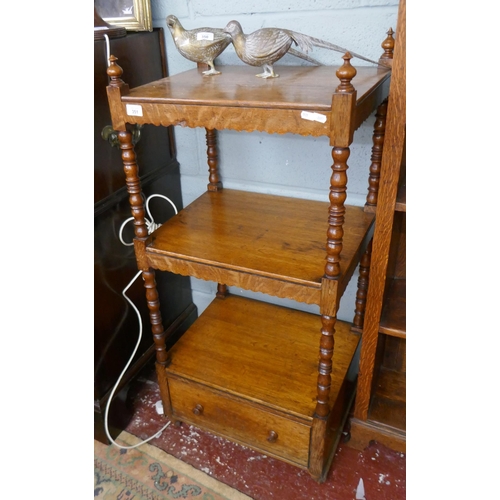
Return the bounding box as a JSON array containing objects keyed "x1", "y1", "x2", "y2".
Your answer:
[{"x1": 168, "y1": 377, "x2": 311, "y2": 467}]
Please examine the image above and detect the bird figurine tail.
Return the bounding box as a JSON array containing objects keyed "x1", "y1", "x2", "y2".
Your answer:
[
  {"x1": 288, "y1": 48, "x2": 322, "y2": 65},
  {"x1": 286, "y1": 30, "x2": 389, "y2": 67}
]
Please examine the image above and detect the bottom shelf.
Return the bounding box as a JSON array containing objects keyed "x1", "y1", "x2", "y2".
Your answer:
[
  {"x1": 162, "y1": 294, "x2": 361, "y2": 475},
  {"x1": 349, "y1": 367, "x2": 406, "y2": 452}
]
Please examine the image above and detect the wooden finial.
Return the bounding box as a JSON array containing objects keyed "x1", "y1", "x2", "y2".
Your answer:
[
  {"x1": 336, "y1": 53, "x2": 357, "y2": 93},
  {"x1": 107, "y1": 55, "x2": 124, "y2": 86},
  {"x1": 106, "y1": 55, "x2": 130, "y2": 94},
  {"x1": 380, "y1": 28, "x2": 395, "y2": 64}
]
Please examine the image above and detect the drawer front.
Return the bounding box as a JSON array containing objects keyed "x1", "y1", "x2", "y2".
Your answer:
[{"x1": 168, "y1": 377, "x2": 311, "y2": 467}]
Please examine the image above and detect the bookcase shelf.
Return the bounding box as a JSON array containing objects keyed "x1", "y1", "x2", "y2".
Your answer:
[{"x1": 351, "y1": 0, "x2": 406, "y2": 453}]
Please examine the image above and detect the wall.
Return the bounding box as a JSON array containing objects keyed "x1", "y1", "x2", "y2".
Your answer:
[{"x1": 149, "y1": 0, "x2": 399, "y2": 319}]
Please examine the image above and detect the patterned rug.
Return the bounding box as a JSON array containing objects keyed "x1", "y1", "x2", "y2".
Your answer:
[{"x1": 94, "y1": 431, "x2": 253, "y2": 500}]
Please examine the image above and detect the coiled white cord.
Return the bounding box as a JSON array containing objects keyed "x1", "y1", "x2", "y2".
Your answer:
[
  {"x1": 104, "y1": 194, "x2": 177, "y2": 449},
  {"x1": 118, "y1": 194, "x2": 178, "y2": 246}
]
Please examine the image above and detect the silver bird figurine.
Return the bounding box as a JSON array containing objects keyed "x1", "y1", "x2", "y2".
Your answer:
[
  {"x1": 224, "y1": 20, "x2": 386, "y2": 78},
  {"x1": 166, "y1": 15, "x2": 232, "y2": 75}
]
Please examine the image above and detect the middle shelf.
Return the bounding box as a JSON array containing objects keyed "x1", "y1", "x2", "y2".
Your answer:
[{"x1": 146, "y1": 188, "x2": 375, "y2": 305}]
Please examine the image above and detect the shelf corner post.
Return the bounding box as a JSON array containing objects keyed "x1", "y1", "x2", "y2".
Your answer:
[
  {"x1": 117, "y1": 128, "x2": 171, "y2": 409},
  {"x1": 326, "y1": 53, "x2": 357, "y2": 280},
  {"x1": 365, "y1": 99, "x2": 389, "y2": 209},
  {"x1": 106, "y1": 55, "x2": 130, "y2": 132},
  {"x1": 316, "y1": 52, "x2": 358, "y2": 427},
  {"x1": 352, "y1": 239, "x2": 373, "y2": 331},
  {"x1": 206, "y1": 128, "x2": 223, "y2": 191}
]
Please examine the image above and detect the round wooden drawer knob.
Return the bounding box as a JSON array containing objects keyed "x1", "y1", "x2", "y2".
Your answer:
[
  {"x1": 267, "y1": 430, "x2": 278, "y2": 443},
  {"x1": 192, "y1": 404, "x2": 204, "y2": 416}
]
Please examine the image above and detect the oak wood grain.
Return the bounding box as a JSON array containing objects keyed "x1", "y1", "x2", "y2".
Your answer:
[
  {"x1": 354, "y1": 0, "x2": 405, "y2": 422},
  {"x1": 104, "y1": 25, "x2": 395, "y2": 480},
  {"x1": 348, "y1": 417, "x2": 406, "y2": 453},
  {"x1": 146, "y1": 254, "x2": 322, "y2": 305},
  {"x1": 164, "y1": 295, "x2": 360, "y2": 420},
  {"x1": 168, "y1": 377, "x2": 311, "y2": 467},
  {"x1": 112, "y1": 65, "x2": 390, "y2": 139},
  {"x1": 146, "y1": 189, "x2": 374, "y2": 302},
  {"x1": 379, "y1": 278, "x2": 406, "y2": 338},
  {"x1": 373, "y1": 367, "x2": 406, "y2": 403},
  {"x1": 123, "y1": 65, "x2": 390, "y2": 111}
]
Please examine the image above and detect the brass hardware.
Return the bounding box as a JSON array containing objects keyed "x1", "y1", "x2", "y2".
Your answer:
[{"x1": 101, "y1": 123, "x2": 142, "y2": 148}]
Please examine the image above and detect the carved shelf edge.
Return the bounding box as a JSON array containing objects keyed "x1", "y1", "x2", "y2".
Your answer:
[
  {"x1": 118, "y1": 80, "x2": 391, "y2": 141},
  {"x1": 119, "y1": 102, "x2": 332, "y2": 138},
  {"x1": 146, "y1": 252, "x2": 322, "y2": 306}
]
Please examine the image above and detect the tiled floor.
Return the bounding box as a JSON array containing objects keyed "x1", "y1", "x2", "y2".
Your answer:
[{"x1": 116, "y1": 363, "x2": 405, "y2": 500}]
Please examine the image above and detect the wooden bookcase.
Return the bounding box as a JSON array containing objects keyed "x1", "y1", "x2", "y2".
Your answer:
[
  {"x1": 350, "y1": 0, "x2": 406, "y2": 452},
  {"x1": 105, "y1": 34, "x2": 393, "y2": 481}
]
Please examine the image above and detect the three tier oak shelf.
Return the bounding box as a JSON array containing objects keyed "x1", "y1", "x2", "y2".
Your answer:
[{"x1": 105, "y1": 34, "x2": 393, "y2": 481}]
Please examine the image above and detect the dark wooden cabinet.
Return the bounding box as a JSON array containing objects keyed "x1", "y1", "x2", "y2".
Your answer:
[{"x1": 94, "y1": 28, "x2": 197, "y2": 444}]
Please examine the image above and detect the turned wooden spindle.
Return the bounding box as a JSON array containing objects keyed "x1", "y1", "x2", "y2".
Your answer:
[
  {"x1": 324, "y1": 54, "x2": 357, "y2": 280},
  {"x1": 143, "y1": 269, "x2": 169, "y2": 366},
  {"x1": 206, "y1": 128, "x2": 222, "y2": 191},
  {"x1": 315, "y1": 315, "x2": 336, "y2": 418},
  {"x1": 118, "y1": 130, "x2": 149, "y2": 241},
  {"x1": 205, "y1": 128, "x2": 226, "y2": 298},
  {"x1": 379, "y1": 28, "x2": 395, "y2": 65},
  {"x1": 324, "y1": 147, "x2": 350, "y2": 279},
  {"x1": 216, "y1": 283, "x2": 228, "y2": 299},
  {"x1": 352, "y1": 240, "x2": 373, "y2": 330},
  {"x1": 118, "y1": 130, "x2": 169, "y2": 369},
  {"x1": 365, "y1": 99, "x2": 389, "y2": 208}
]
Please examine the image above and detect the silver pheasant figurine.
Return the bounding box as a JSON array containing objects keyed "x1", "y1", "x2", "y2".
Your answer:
[
  {"x1": 166, "y1": 15, "x2": 232, "y2": 75},
  {"x1": 224, "y1": 20, "x2": 387, "y2": 78},
  {"x1": 167, "y1": 15, "x2": 322, "y2": 76}
]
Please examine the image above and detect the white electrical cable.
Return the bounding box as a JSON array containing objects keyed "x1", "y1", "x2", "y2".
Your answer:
[
  {"x1": 104, "y1": 270, "x2": 171, "y2": 449},
  {"x1": 119, "y1": 194, "x2": 178, "y2": 246},
  {"x1": 103, "y1": 34, "x2": 111, "y2": 67},
  {"x1": 104, "y1": 194, "x2": 178, "y2": 449}
]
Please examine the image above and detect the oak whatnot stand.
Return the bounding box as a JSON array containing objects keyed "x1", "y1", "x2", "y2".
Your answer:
[{"x1": 105, "y1": 32, "x2": 393, "y2": 481}]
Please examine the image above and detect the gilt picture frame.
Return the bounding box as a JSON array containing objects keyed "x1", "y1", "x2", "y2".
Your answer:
[{"x1": 95, "y1": 0, "x2": 152, "y2": 32}]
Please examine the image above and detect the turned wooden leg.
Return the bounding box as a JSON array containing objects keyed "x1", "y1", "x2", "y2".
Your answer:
[
  {"x1": 118, "y1": 129, "x2": 149, "y2": 241},
  {"x1": 216, "y1": 283, "x2": 228, "y2": 299},
  {"x1": 143, "y1": 269, "x2": 169, "y2": 366},
  {"x1": 365, "y1": 99, "x2": 388, "y2": 208},
  {"x1": 206, "y1": 128, "x2": 222, "y2": 191},
  {"x1": 309, "y1": 313, "x2": 336, "y2": 480},
  {"x1": 118, "y1": 129, "x2": 170, "y2": 406},
  {"x1": 315, "y1": 314, "x2": 336, "y2": 418},
  {"x1": 324, "y1": 146, "x2": 349, "y2": 279},
  {"x1": 205, "y1": 128, "x2": 226, "y2": 298},
  {"x1": 352, "y1": 240, "x2": 373, "y2": 331}
]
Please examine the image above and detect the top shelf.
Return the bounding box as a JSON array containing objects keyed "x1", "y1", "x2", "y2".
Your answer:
[
  {"x1": 124, "y1": 65, "x2": 391, "y2": 111},
  {"x1": 108, "y1": 63, "x2": 391, "y2": 141}
]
